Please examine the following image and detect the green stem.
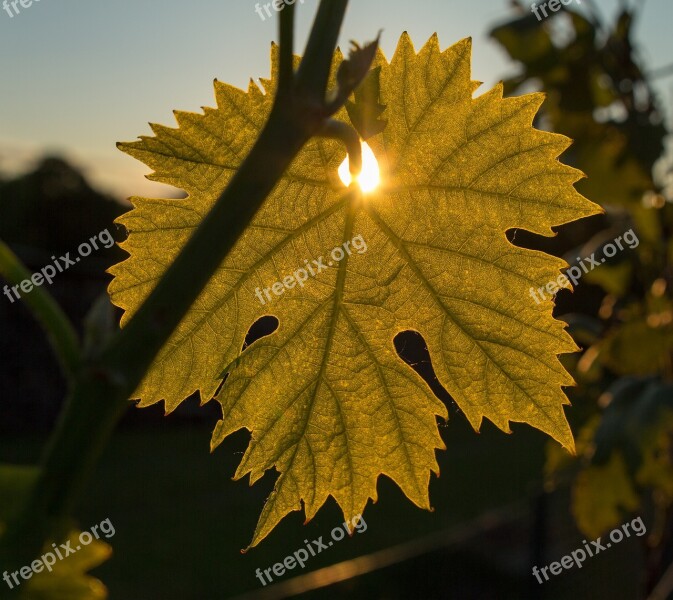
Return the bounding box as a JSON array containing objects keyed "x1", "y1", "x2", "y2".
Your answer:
[{"x1": 0, "y1": 240, "x2": 80, "y2": 382}]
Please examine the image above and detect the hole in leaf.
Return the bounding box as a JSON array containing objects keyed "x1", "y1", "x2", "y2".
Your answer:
[
  {"x1": 214, "y1": 316, "x2": 279, "y2": 398},
  {"x1": 242, "y1": 315, "x2": 279, "y2": 351},
  {"x1": 393, "y1": 330, "x2": 459, "y2": 418}
]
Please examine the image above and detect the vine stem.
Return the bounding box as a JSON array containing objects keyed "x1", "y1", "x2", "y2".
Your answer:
[
  {"x1": 0, "y1": 0, "x2": 379, "y2": 586},
  {"x1": 0, "y1": 240, "x2": 80, "y2": 382}
]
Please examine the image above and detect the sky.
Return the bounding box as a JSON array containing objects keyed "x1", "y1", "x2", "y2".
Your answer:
[{"x1": 1, "y1": 0, "x2": 672, "y2": 200}]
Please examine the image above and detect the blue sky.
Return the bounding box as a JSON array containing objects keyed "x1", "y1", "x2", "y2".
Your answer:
[{"x1": 1, "y1": 0, "x2": 671, "y2": 199}]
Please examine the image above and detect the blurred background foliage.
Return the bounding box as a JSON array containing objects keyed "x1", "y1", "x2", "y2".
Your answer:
[{"x1": 492, "y1": 0, "x2": 673, "y2": 594}]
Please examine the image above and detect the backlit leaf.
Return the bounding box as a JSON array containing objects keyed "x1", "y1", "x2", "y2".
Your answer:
[
  {"x1": 573, "y1": 452, "x2": 639, "y2": 538},
  {"x1": 0, "y1": 466, "x2": 110, "y2": 599},
  {"x1": 111, "y1": 34, "x2": 600, "y2": 546}
]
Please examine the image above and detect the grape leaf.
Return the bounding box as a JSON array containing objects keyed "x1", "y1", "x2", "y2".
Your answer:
[
  {"x1": 573, "y1": 452, "x2": 639, "y2": 539},
  {"x1": 25, "y1": 530, "x2": 111, "y2": 600},
  {"x1": 567, "y1": 378, "x2": 673, "y2": 537},
  {"x1": 0, "y1": 466, "x2": 111, "y2": 599},
  {"x1": 111, "y1": 33, "x2": 600, "y2": 547}
]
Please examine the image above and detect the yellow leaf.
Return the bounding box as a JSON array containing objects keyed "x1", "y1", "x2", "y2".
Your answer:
[
  {"x1": 637, "y1": 412, "x2": 673, "y2": 503},
  {"x1": 573, "y1": 452, "x2": 639, "y2": 539},
  {"x1": 111, "y1": 34, "x2": 600, "y2": 547},
  {"x1": 0, "y1": 466, "x2": 111, "y2": 599},
  {"x1": 23, "y1": 530, "x2": 111, "y2": 600}
]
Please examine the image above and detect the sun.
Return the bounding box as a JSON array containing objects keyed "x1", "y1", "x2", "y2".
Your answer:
[{"x1": 338, "y1": 141, "x2": 380, "y2": 193}]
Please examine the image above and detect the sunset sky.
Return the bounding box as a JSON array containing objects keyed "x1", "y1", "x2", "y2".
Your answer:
[{"x1": 1, "y1": 0, "x2": 671, "y2": 200}]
